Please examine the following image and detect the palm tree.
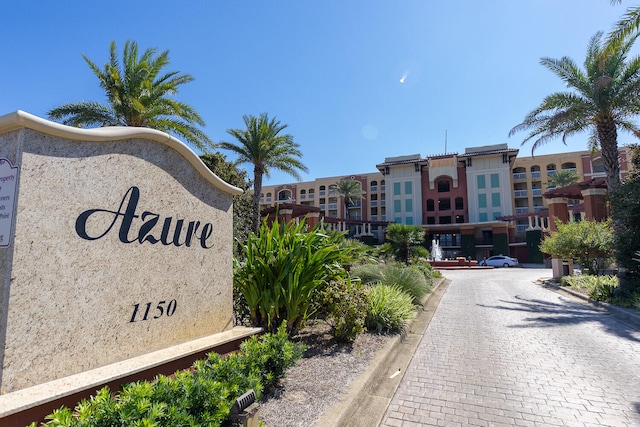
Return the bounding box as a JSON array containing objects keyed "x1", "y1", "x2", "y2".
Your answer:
[
  {"x1": 384, "y1": 223, "x2": 425, "y2": 265},
  {"x1": 48, "y1": 40, "x2": 212, "y2": 150},
  {"x1": 607, "y1": 1, "x2": 640, "y2": 48},
  {"x1": 546, "y1": 170, "x2": 580, "y2": 190},
  {"x1": 219, "y1": 113, "x2": 308, "y2": 233},
  {"x1": 334, "y1": 179, "x2": 363, "y2": 219},
  {"x1": 509, "y1": 31, "x2": 640, "y2": 191}
]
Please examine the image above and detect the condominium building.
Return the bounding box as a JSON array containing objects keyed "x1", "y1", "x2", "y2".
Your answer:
[{"x1": 259, "y1": 144, "x2": 632, "y2": 262}]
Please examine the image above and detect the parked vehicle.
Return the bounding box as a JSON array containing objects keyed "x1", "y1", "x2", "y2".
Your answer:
[{"x1": 481, "y1": 255, "x2": 519, "y2": 268}]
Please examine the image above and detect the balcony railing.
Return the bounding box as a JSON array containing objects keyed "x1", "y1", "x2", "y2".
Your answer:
[
  {"x1": 371, "y1": 215, "x2": 378, "y2": 221},
  {"x1": 328, "y1": 203, "x2": 338, "y2": 210},
  {"x1": 319, "y1": 204, "x2": 326, "y2": 210},
  {"x1": 380, "y1": 185, "x2": 386, "y2": 191},
  {"x1": 515, "y1": 207, "x2": 529, "y2": 214},
  {"x1": 370, "y1": 185, "x2": 377, "y2": 192},
  {"x1": 514, "y1": 190, "x2": 528, "y2": 198},
  {"x1": 547, "y1": 170, "x2": 557, "y2": 176},
  {"x1": 531, "y1": 171, "x2": 541, "y2": 179},
  {"x1": 380, "y1": 200, "x2": 386, "y2": 206},
  {"x1": 308, "y1": 193, "x2": 314, "y2": 199},
  {"x1": 516, "y1": 224, "x2": 528, "y2": 233},
  {"x1": 349, "y1": 200, "x2": 362, "y2": 208},
  {"x1": 512, "y1": 172, "x2": 527, "y2": 180},
  {"x1": 562, "y1": 167, "x2": 577, "y2": 173},
  {"x1": 300, "y1": 194, "x2": 306, "y2": 200},
  {"x1": 370, "y1": 200, "x2": 378, "y2": 207},
  {"x1": 319, "y1": 190, "x2": 326, "y2": 196},
  {"x1": 533, "y1": 206, "x2": 546, "y2": 212},
  {"x1": 531, "y1": 188, "x2": 543, "y2": 196}
]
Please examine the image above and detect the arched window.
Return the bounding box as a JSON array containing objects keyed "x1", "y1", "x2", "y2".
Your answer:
[
  {"x1": 371, "y1": 180, "x2": 378, "y2": 188},
  {"x1": 561, "y1": 162, "x2": 576, "y2": 171},
  {"x1": 437, "y1": 180, "x2": 450, "y2": 193},
  {"x1": 266, "y1": 192, "x2": 272, "y2": 202},
  {"x1": 278, "y1": 189, "x2": 292, "y2": 200},
  {"x1": 426, "y1": 199, "x2": 435, "y2": 212},
  {"x1": 546, "y1": 164, "x2": 557, "y2": 176}
]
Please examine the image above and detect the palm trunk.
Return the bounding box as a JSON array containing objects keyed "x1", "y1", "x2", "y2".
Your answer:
[
  {"x1": 252, "y1": 166, "x2": 263, "y2": 234},
  {"x1": 596, "y1": 120, "x2": 621, "y2": 192}
]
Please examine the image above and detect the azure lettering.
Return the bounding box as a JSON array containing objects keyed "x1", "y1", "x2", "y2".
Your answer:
[{"x1": 75, "y1": 186, "x2": 214, "y2": 249}]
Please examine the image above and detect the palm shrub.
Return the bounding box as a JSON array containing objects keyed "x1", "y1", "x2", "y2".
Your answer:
[
  {"x1": 234, "y1": 219, "x2": 355, "y2": 335},
  {"x1": 365, "y1": 283, "x2": 415, "y2": 333},
  {"x1": 350, "y1": 263, "x2": 384, "y2": 285},
  {"x1": 561, "y1": 274, "x2": 619, "y2": 302}
]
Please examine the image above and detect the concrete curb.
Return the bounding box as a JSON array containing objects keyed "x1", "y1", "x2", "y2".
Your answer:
[{"x1": 318, "y1": 277, "x2": 450, "y2": 427}]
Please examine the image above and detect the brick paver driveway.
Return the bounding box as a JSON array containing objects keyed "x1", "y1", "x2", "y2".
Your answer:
[{"x1": 381, "y1": 268, "x2": 640, "y2": 427}]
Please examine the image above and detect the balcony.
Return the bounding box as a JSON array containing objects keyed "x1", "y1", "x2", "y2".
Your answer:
[
  {"x1": 515, "y1": 207, "x2": 529, "y2": 214},
  {"x1": 370, "y1": 185, "x2": 378, "y2": 192},
  {"x1": 328, "y1": 203, "x2": 338, "y2": 210},
  {"x1": 514, "y1": 190, "x2": 528, "y2": 198},
  {"x1": 512, "y1": 172, "x2": 527, "y2": 180},
  {"x1": 380, "y1": 185, "x2": 386, "y2": 191},
  {"x1": 308, "y1": 193, "x2": 314, "y2": 199},
  {"x1": 371, "y1": 215, "x2": 378, "y2": 221},
  {"x1": 349, "y1": 200, "x2": 362, "y2": 208},
  {"x1": 531, "y1": 171, "x2": 541, "y2": 179},
  {"x1": 370, "y1": 200, "x2": 378, "y2": 207},
  {"x1": 319, "y1": 190, "x2": 326, "y2": 196},
  {"x1": 380, "y1": 200, "x2": 386, "y2": 206},
  {"x1": 534, "y1": 206, "x2": 546, "y2": 212},
  {"x1": 319, "y1": 204, "x2": 326, "y2": 210},
  {"x1": 516, "y1": 224, "x2": 528, "y2": 233},
  {"x1": 300, "y1": 194, "x2": 306, "y2": 200},
  {"x1": 547, "y1": 170, "x2": 557, "y2": 176},
  {"x1": 531, "y1": 188, "x2": 543, "y2": 196},
  {"x1": 562, "y1": 167, "x2": 577, "y2": 173}
]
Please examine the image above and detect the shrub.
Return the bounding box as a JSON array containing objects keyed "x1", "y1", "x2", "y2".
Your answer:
[
  {"x1": 380, "y1": 263, "x2": 431, "y2": 304},
  {"x1": 33, "y1": 325, "x2": 303, "y2": 427},
  {"x1": 234, "y1": 219, "x2": 356, "y2": 335},
  {"x1": 365, "y1": 283, "x2": 415, "y2": 333},
  {"x1": 312, "y1": 277, "x2": 369, "y2": 342},
  {"x1": 561, "y1": 274, "x2": 619, "y2": 302},
  {"x1": 350, "y1": 263, "x2": 384, "y2": 285}
]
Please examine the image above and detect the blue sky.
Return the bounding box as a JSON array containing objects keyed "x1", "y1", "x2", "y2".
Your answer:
[{"x1": 1, "y1": 1, "x2": 635, "y2": 185}]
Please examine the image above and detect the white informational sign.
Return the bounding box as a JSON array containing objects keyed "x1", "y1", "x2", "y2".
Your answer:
[{"x1": 0, "y1": 158, "x2": 19, "y2": 247}]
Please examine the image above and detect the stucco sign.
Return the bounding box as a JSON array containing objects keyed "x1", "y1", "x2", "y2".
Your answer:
[{"x1": 0, "y1": 158, "x2": 18, "y2": 248}]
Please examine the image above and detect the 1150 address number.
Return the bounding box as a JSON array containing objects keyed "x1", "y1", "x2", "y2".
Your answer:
[{"x1": 130, "y1": 300, "x2": 177, "y2": 323}]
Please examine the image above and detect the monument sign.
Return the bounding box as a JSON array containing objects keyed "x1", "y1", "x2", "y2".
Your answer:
[{"x1": 0, "y1": 111, "x2": 258, "y2": 421}]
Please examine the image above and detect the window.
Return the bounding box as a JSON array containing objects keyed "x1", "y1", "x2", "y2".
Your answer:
[
  {"x1": 479, "y1": 212, "x2": 488, "y2": 222},
  {"x1": 406, "y1": 217, "x2": 414, "y2": 225},
  {"x1": 455, "y1": 197, "x2": 464, "y2": 210},
  {"x1": 394, "y1": 199, "x2": 401, "y2": 213},
  {"x1": 438, "y1": 198, "x2": 451, "y2": 211},
  {"x1": 478, "y1": 194, "x2": 487, "y2": 208},
  {"x1": 405, "y1": 181, "x2": 412, "y2": 194},
  {"x1": 405, "y1": 199, "x2": 413, "y2": 212},
  {"x1": 439, "y1": 216, "x2": 452, "y2": 224},
  {"x1": 491, "y1": 192, "x2": 501, "y2": 207},
  {"x1": 493, "y1": 212, "x2": 502, "y2": 220},
  {"x1": 437, "y1": 180, "x2": 450, "y2": 192},
  {"x1": 455, "y1": 215, "x2": 465, "y2": 223},
  {"x1": 278, "y1": 190, "x2": 292, "y2": 201},
  {"x1": 426, "y1": 199, "x2": 435, "y2": 212},
  {"x1": 393, "y1": 182, "x2": 401, "y2": 195},
  {"x1": 427, "y1": 216, "x2": 436, "y2": 224},
  {"x1": 319, "y1": 185, "x2": 326, "y2": 196},
  {"x1": 371, "y1": 180, "x2": 377, "y2": 188},
  {"x1": 490, "y1": 173, "x2": 500, "y2": 188},
  {"x1": 266, "y1": 192, "x2": 272, "y2": 202},
  {"x1": 394, "y1": 217, "x2": 402, "y2": 224},
  {"x1": 477, "y1": 175, "x2": 486, "y2": 189}
]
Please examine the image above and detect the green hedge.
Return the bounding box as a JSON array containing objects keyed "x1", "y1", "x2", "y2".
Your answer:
[{"x1": 32, "y1": 325, "x2": 304, "y2": 427}]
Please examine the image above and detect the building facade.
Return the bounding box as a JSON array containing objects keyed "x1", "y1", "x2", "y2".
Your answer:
[{"x1": 259, "y1": 144, "x2": 632, "y2": 262}]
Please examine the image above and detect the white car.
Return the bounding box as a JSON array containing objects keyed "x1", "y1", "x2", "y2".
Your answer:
[{"x1": 482, "y1": 255, "x2": 519, "y2": 268}]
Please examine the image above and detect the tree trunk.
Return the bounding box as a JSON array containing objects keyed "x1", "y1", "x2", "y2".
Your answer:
[
  {"x1": 596, "y1": 119, "x2": 621, "y2": 192},
  {"x1": 252, "y1": 165, "x2": 264, "y2": 234}
]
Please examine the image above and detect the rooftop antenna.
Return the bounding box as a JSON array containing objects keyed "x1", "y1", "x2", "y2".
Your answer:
[{"x1": 444, "y1": 130, "x2": 448, "y2": 154}]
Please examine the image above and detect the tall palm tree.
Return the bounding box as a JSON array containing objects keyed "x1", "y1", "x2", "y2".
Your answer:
[
  {"x1": 219, "y1": 113, "x2": 308, "y2": 233},
  {"x1": 48, "y1": 40, "x2": 212, "y2": 150},
  {"x1": 546, "y1": 170, "x2": 580, "y2": 190},
  {"x1": 607, "y1": 1, "x2": 640, "y2": 48},
  {"x1": 509, "y1": 31, "x2": 640, "y2": 191},
  {"x1": 334, "y1": 179, "x2": 363, "y2": 219}
]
